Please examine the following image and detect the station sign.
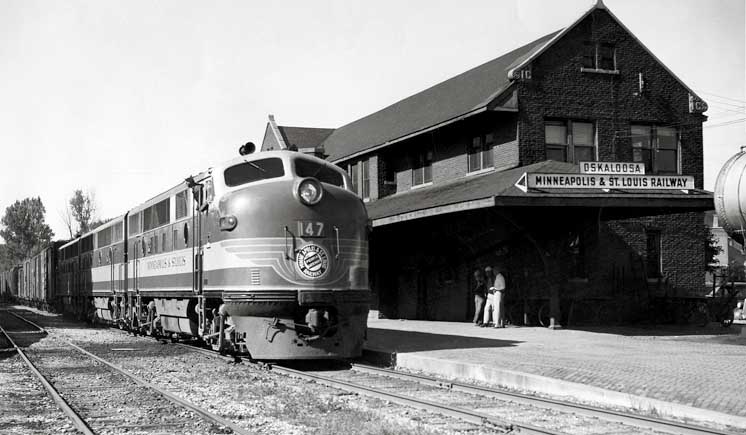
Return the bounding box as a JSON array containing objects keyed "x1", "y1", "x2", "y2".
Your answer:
[
  {"x1": 579, "y1": 161, "x2": 645, "y2": 175},
  {"x1": 522, "y1": 173, "x2": 694, "y2": 190}
]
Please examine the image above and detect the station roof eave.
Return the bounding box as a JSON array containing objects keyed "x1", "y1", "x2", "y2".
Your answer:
[{"x1": 367, "y1": 161, "x2": 714, "y2": 227}]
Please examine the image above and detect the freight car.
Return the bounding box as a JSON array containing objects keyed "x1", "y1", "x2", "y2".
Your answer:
[
  {"x1": 6, "y1": 145, "x2": 370, "y2": 360},
  {"x1": 16, "y1": 243, "x2": 62, "y2": 311},
  {"x1": 0, "y1": 266, "x2": 19, "y2": 301}
]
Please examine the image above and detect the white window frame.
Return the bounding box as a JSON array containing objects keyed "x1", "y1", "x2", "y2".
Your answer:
[
  {"x1": 580, "y1": 41, "x2": 618, "y2": 74},
  {"x1": 467, "y1": 133, "x2": 495, "y2": 174},
  {"x1": 411, "y1": 150, "x2": 433, "y2": 188},
  {"x1": 630, "y1": 124, "x2": 681, "y2": 175},
  {"x1": 544, "y1": 119, "x2": 597, "y2": 164}
]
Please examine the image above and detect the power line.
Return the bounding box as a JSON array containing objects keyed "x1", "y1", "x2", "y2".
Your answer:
[
  {"x1": 704, "y1": 118, "x2": 746, "y2": 129},
  {"x1": 696, "y1": 90, "x2": 746, "y2": 104},
  {"x1": 705, "y1": 99, "x2": 745, "y2": 110}
]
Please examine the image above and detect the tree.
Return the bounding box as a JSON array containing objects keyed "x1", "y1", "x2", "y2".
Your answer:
[
  {"x1": 0, "y1": 244, "x2": 13, "y2": 271},
  {"x1": 90, "y1": 217, "x2": 113, "y2": 230},
  {"x1": 704, "y1": 227, "x2": 723, "y2": 275},
  {"x1": 69, "y1": 189, "x2": 96, "y2": 236},
  {"x1": 59, "y1": 202, "x2": 75, "y2": 239},
  {"x1": 0, "y1": 197, "x2": 54, "y2": 264}
]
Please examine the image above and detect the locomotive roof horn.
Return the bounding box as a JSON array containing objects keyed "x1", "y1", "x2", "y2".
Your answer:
[{"x1": 239, "y1": 142, "x2": 256, "y2": 156}]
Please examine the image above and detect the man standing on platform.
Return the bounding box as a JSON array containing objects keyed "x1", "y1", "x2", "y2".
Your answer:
[
  {"x1": 490, "y1": 265, "x2": 507, "y2": 328},
  {"x1": 483, "y1": 266, "x2": 496, "y2": 327},
  {"x1": 472, "y1": 269, "x2": 486, "y2": 326}
]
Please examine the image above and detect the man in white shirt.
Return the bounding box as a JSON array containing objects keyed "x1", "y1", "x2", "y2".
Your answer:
[{"x1": 485, "y1": 266, "x2": 507, "y2": 328}]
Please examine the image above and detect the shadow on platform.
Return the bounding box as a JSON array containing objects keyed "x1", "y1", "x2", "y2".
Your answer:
[{"x1": 366, "y1": 328, "x2": 522, "y2": 353}]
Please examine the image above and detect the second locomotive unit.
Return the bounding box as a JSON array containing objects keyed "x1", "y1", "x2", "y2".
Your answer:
[{"x1": 57, "y1": 144, "x2": 370, "y2": 360}]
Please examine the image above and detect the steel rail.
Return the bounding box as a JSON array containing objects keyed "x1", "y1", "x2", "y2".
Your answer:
[
  {"x1": 66, "y1": 342, "x2": 255, "y2": 435},
  {"x1": 0, "y1": 325, "x2": 95, "y2": 435},
  {"x1": 174, "y1": 343, "x2": 554, "y2": 433},
  {"x1": 351, "y1": 363, "x2": 739, "y2": 435},
  {"x1": 2, "y1": 309, "x2": 47, "y2": 333},
  {"x1": 270, "y1": 363, "x2": 557, "y2": 435}
]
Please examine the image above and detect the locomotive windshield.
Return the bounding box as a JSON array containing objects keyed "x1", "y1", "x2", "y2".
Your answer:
[
  {"x1": 294, "y1": 159, "x2": 344, "y2": 187},
  {"x1": 224, "y1": 158, "x2": 285, "y2": 187}
]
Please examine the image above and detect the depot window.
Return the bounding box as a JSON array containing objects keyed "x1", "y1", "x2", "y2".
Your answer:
[
  {"x1": 631, "y1": 125, "x2": 679, "y2": 174},
  {"x1": 224, "y1": 158, "x2": 284, "y2": 187},
  {"x1": 544, "y1": 120, "x2": 596, "y2": 164},
  {"x1": 348, "y1": 162, "x2": 359, "y2": 195},
  {"x1": 581, "y1": 42, "x2": 617, "y2": 72},
  {"x1": 412, "y1": 150, "x2": 433, "y2": 187},
  {"x1": 468, "y1": 133, "x2": 494, "y2": 173}
]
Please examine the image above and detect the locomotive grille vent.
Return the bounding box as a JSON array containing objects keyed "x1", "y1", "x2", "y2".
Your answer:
[{"x1": 250, "y1": 269, "x2": 261, "y2": 285}]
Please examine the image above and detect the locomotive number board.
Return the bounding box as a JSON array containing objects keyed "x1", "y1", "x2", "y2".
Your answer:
[{"x1": 297, "y1": 221, "x2": 326, "y2": 237}]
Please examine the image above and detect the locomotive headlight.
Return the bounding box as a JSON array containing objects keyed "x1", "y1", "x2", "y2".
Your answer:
[
  {"x1": 297, "y1": 178, "x2": 323, "y2": 205},
  {"x1": 219, "y1": 215, "x2": 238, "y2": 231}
]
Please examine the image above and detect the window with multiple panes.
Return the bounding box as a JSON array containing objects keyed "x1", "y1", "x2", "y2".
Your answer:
[
  {"x1": 630, "y1": 125, "x2": 678, "y2": 174},
  {"x1": 467, "y1": 133, "x2": 494, "y2": 173},
  {"x1": 412, "y1": 150, "x2": 433, "y2": 186},
  {"x1": 544, "y1": 120, "x2": 595, "y2": 163},
  {"x1": 361, "y1": 159, "x2": 370, "y2": 199},
  {"x1": 582, "y1": 41, "x2": 616, "y2": 71},
  {"x1": 345, "y1": 160, "x2": 370, "y2": 199},
  {"x1": 646, "y1": 230, "x2": 662, "y2": 278},
  {"x1": 348, "y1": 162, "x2": 359, "y2": 195}
]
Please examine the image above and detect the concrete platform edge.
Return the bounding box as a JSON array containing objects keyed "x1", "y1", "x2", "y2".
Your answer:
[{"x1": 393, "y1": 353, "x2": 746, "y2": 429}]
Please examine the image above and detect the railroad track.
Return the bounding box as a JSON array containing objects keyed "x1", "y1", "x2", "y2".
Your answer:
[
  {"x1": 176, "y1": 341, "x2": 734, "y2": 435},
  {"x1": 167, "y1": 329, "x2": 740, "y2": 434},
  {"x1": 0, "y1": 311, "x2": 251, "y2": 435},
  {"x1": 7, "y1": 308, "x2": 742, "y2": 435},
  {"x1": 345, "y1": 363, "x2": 740, "y2": 435}
]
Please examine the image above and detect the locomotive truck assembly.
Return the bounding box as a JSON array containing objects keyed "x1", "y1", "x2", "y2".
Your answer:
[{"x1": 3, "y1": 144, "x2": 371, "y2": 360}]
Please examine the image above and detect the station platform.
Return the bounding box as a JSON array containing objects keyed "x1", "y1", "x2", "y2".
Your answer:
[{"x1": 363, "y1": 318, "x2": 746, "y2": 429}]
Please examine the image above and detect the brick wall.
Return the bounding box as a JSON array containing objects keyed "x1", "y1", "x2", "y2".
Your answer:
[
  {"x1": 361, "y1": 112, "x2": 520, "y2": 198},
  {"x1": 514, "y1": 8, "x2": 707, "y2": 296},
  {"x1": 604, "y1": 212, "x2": 706, "y2": 297},
  {"x1": 517, "y1": 8, "x2": 705, "y2": 188}
]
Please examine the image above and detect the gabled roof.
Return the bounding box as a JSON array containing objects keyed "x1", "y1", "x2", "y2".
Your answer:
[
  {"x1": 322, "y1": 0, "x2": 707, "y2": 164},
  {"x1": 278, "y1": 126, "x2": 335, "y2": 150},
  {"x1": 321, "y1": 31, "x2": 560, "y2": 163},
  {"x1": 507, "y1": 0, "x2": 706, "y2": 105}
]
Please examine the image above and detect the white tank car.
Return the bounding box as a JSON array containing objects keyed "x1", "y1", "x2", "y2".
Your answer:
[{"x1": 714, "y1": 149, "x2": 746, "y2": 244}]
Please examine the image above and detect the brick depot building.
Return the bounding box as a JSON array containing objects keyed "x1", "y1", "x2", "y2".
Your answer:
[{"x1": 262, "y1": 1, "x2": 713, "y2": 325}]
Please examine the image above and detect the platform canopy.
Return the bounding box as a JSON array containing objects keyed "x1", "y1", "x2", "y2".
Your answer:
[{"x1": 367, "y1": 161, "x2": 714, "y2": 227}]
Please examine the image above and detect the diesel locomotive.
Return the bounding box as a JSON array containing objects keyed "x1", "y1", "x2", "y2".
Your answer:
[{"x1": 8, "y1": 145, "x2": 371, "y2": 360}]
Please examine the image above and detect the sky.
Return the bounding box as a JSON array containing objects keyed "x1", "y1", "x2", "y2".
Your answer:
[{"x1": 1, "y1": 0, "x2": 744, "y2": 241}]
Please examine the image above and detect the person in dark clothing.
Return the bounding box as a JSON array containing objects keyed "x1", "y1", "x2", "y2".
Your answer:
[{"x1": 472, "y1": 269, "x2": 487, "y2": 325}]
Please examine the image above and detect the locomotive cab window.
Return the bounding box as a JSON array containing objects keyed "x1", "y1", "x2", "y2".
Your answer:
[
  {"x1": 224, "y1": 158, "x2": 285, "y2": 187},
  {"x1": 294, "y1": 159, "x2": 344, "y2": 187}
]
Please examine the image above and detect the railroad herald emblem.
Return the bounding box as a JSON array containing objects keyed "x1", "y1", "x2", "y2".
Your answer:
[{"x1": 296, "y1": 244, "x2": 329, "y2": 279}]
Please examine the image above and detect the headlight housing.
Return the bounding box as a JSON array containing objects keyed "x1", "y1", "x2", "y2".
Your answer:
[
  {"x1": 297, "y1": 178, "x2": 323, "y2": 205},
  {"x1": 219, "y1": 215, "x2": 238, "y2": 231}
]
